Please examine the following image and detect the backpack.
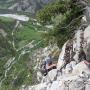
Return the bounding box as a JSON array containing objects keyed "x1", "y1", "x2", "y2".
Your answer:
[{"x1": 40, "y1": 61, "x2": 47, "y2": 76}]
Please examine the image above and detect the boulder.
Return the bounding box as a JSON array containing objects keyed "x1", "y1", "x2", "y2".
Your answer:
[
  {"x1": 45, "y1": 69, "x2": 57, "y2": 82},
  {"x1": 72, "y1": 61, "x2": 90, "y2": 76}
]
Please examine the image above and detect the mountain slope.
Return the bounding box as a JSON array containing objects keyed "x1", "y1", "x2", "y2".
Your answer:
[
  {"x1": 0, "y1": 0, "x2": 55, "y2": 14},
  {"x1": 0, "y1": 13, "x2": 47, "y2": 90}
]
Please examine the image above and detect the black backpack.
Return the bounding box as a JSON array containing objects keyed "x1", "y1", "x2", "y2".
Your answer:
[{"x1": 40, "y1": 61, "x2": 47, "y2": 76}]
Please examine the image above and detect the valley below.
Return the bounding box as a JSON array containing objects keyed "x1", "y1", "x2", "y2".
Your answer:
[
  {"x1": 0, "y1": 14, "x2": 29, "y2": 21},
  {"x1": 0, "y1": 0, "x2": 90, "y2": 90},
  {"x1": 0, "y1": 11, "x2": 45, "y2": 90}
]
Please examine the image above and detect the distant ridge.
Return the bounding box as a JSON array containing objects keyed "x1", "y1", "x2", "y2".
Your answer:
[{"x1": 0, "y1": 0, "x2": 55, "y2": 15}]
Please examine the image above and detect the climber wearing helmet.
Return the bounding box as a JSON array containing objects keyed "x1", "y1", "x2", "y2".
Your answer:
[
  {"x1": 41, "y1": 54, "x2": 57, "y2": 76},
  {"x1": 45, "y1": 55, "x2": 56, "y2": 72}
]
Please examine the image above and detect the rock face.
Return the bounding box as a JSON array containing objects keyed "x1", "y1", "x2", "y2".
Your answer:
[
  {"x1": 20, "y1": 24, "x2": 90, "y2": 90},
  {"x1": 32, "y1": 44, "x2": 59, "y2": 82}
]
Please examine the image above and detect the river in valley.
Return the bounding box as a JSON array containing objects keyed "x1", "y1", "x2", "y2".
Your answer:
[{"x1": 0, "y1": 14, "x2": 29, "y2": 21}]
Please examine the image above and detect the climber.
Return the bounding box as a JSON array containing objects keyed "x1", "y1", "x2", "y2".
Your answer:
[{"x1": 41, "y1": 55, "x2": 57, "y2": 76}]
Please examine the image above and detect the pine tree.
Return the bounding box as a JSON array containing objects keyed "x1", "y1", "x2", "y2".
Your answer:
[{"x1": 37, "y1": 0, "x2": 85, "y2": 47}]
